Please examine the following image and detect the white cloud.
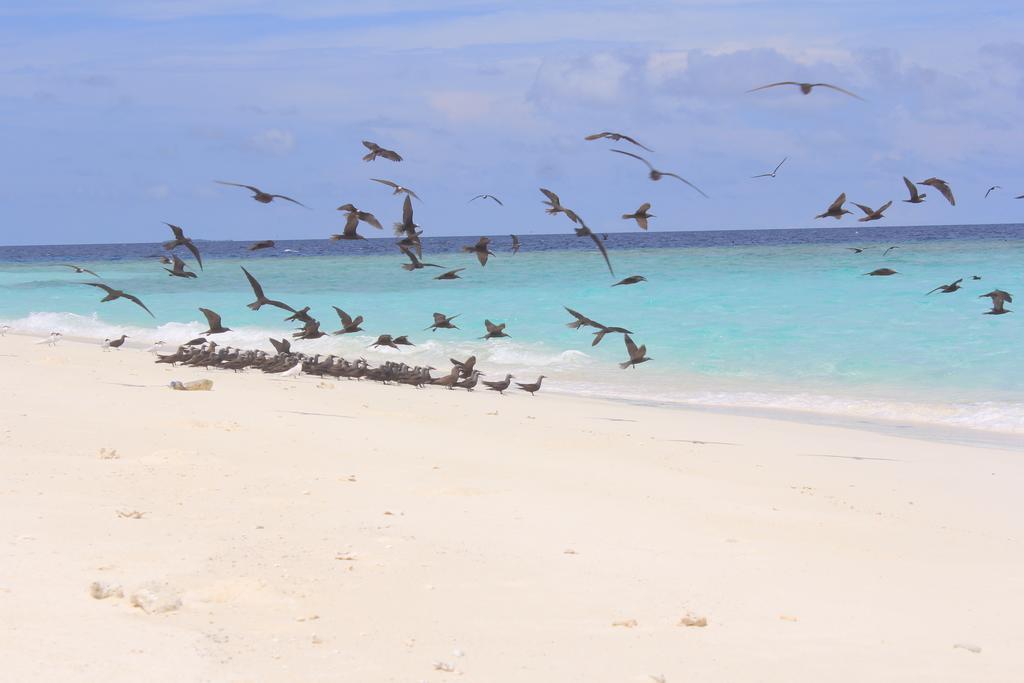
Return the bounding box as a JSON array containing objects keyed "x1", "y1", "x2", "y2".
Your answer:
[{"x1": 248, "y1": 128, "x2": 295, "y2": 155}]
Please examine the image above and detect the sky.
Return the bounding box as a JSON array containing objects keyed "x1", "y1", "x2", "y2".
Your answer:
[{"x1": 1, "y1": 0, "x2": 1023, "y2": 245}]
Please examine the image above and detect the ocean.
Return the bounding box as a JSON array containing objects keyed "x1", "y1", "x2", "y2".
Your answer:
[{"x1": 2, "y1": 224, "x2": 1022, "y2": 439}]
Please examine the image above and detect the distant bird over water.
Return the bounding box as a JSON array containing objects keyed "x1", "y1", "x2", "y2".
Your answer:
[
  {"x1": 572, "y1": 220, "x2": 615, "y2": 276},
  {"x1": 927, "y1": 278, "x2": 963, "y2": 294},
  {"x1": 241, "y1": 267, "x2": 294, "y2": 312},
  {"x1": 620, "y1": 335, "x2": 651, "y2": 369},
  {"x1": 815, "y1": 193, "x2": 852, "y2": 220},
  {"x1": 434, "y1": 268, "x2": 465, "y2": 280},
  {"x1": 846, "y1": 247, "x2": 867, "y2": 253},
  {"x1": 752, "y1": 157, "x2": 787, "y2": 179},
  {"x1": 510, "y1": 235, "x2": 521, "y2": 255},
  {"x1": 919, "y1": 178, "x2": 956, "y2": 206},
  {"x1": 584, "y1": 131, "x2": 653, "y2": 152},
  {"x1": 162, "y1": 223, "x2": 204, "y2": 270},
  {"x1": 59, "y1": 264, "x2": 100, "y2": 277},
  {"x1": 362, "y1": 140, "x2": 402, "y2": 162},
  {"x1": 883, "y1": 246, "x2": 900, "y2": 256},
  {"x1": 622, "y1": 203, "x2": 654, "y2": 230},
  {"x1": 80, "y1": 283, "x2": 154, "y2": 317},
  {"x1": 613, "y1": 275, "x2": 647, "y2": 287},
  {"x1": 980, "y1": 290, "x2": 1012, "y2": 315},
  {"x1": 470, "y1": 194, "x2": 503, "y2": 205},
  {"x1": 164, "y1": 254, "x2": 198, "y2": 279},
  {"x1": 426, "y1": 312, "x2": 459, "y2": 332},
  {"x1": 400, "y1": 246, "x2": 442, "y2": 271},
  {"x1": 216, "y1": 181, "x2": 308, "y2": 208},
  {"x1": 746, "y1": 81, "x2": 864, "y2": 100},
  {"x1": 462, "y1": 237, "x2": 495, "y2": 266},
  {"x1": 853, "y1": 201, "x2": 892, "y2": 222},
  {"x1": 865, "y1": 268, "x2": 898, "y2": 276},
  {"x1": 902, "y1": 177, "x2": 926, "y2": 204},
  {"x1": 540, "y1": 188, "x2": 580, "y2": 223},
  {"x1": 331, "y1": 307, "x2": 364, "y2": 335},
  {"x1": 248, "y1": 240, "x2": 275, "y2": 251},
  {"x1": 610, "y1": 149, "x2": 709, "y2": 198},
  {"x1": 480, "y1": 320, "x2": 510, "y2": 339}
]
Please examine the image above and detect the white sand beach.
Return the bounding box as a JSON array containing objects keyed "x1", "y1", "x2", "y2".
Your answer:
[{"x1": 1, "y1": 333, "x2": 1022, "y2": 682}]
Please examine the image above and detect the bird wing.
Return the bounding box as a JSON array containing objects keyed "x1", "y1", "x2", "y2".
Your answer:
[
  {"x1": 588, "y1": 232, "x2": 615, "y2": 276},
  {"x1": 877, "y1": 200, "x2": 892, "y2": 213},
  {"x1": 619, "y1": 134, "x2": 654, "y2": 152},
  {"x1": 82, "y1": 268, "x2": 100, "y2": 277},
  {"x1": 199, "y1": 307, "x2": 222, "y2": 329},
  {"x1": 359, "y1": 212, "x2": 383, "y2": 230},
  {"x1": 400, "y1": 245, "x2": 421, "y2": 266},
  {"x1": 171, "y1": 254, "x2": 188, "y2": 271},
  {"x1": 216, "y1": 180, "x2": 261, "y2": 193},
  {"x1": 183, "y1": 240, "x2": 203, "y2": 270},
  {"x1": 852, "y1": 203, "x2": 874, "y2": 216},
  {"x1": 241, "y1": 266, "x2": 266, "y2": 299},
  {"x1": 584, "y1": 132, "x2": 608, "y2": 140},
  {"x1": 343, "y1": 212, "x2": 361, "y2": 237},
  {"x1": 829, "y1": 193, "x2": 847, "y2": 211},
  {"x1": 488, "y1": 195, "x2": 503, "y2": 205},
  {"x1": 123, "y1": 292, "x2": 155, "y2": 317},
  {"x1": 539, "y1": 188, "x2": 560, "y2": 206},
  {"x1": 511, "y1": 234, "x2": 519, "y2": 245},
  {"x1": 903, "y1": 176, "x2": 920, "y2": 200},
  {"x1": 746, "y1": 81, "x2": 800, "y2": 93},
  {"x1": 362, "y1": 141, "x2": 379, "y2": 151},
  {"x1": 773, "y1": 157, "x2": 788, "y2": 173},
  {"x1": 164, "y1": 222, "x2": 186, "y2": 240},
  {"x1": 379, "y1": 149, "x2": 403, "y2": 162},
  {"x1": 371, "y1": 178, "x2": 398, "y2": 190},
  {"x1": 636, "y1": 216, "x2": 648, "y2": 230},
  {"x1": 271, "y1": 194, "x2": 309, "y2": 208},
  {"x1": 925, "y1": 285, "x2": 944, "y2": 295},
  {"x1": 484, "y1": 320, "x2": 499, "y2": 334},
  {"x1": 610, "y1": 148, "x2": 653, "y2": 170},
  {"x1": 662, "y1": 172, "x2": 710, "y2": 198},
  {"x1": 623, "y1": 334, "x2": 640, "y2": 358},
  {"x1": 81, "y1": 282, "x2": 117, "y2": 295},
  {"x1": 812, "y1": 83, "x2": 865, "y2": 100},
  {"x1": 402, "y1": 195, "x2": 414, "y2": 230},
  {"x1": 923, "y1": 179, "x2": 956, "y2": 206}
]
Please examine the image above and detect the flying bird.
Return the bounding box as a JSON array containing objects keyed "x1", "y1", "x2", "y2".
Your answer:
[
  {"x1": 621, "y1": 203, "x2": 654, "y2": 230},
  {"x1": 362, "y1": 140, "x2": 402, "y2": 162},
  {"x1": 370, "y1": 334, "x2": 400, "y2": 350},
  {"x1": 80, "y1": 283, "x2": 154, "y2": 317},
  {"x1": 400, "y1": 246, "x2": 442, "y2": 271},
  {"x1": 613, "y1": 275, "x2": 647, "y2": 287},
  {"x1": 927, "y1": 278, "x2": 963, "y2": 295},
  {"x1": 164, "y1": 254, "x2": 198, "y2": 279},
  {"x1": 573, "y1": 219, "x2": 615, "y2": 276},
  {"x1": 864, "y1": 268, "x2": 898, "y2": 276},
  {"x1": 539, "y1": 188, "x2": 580, "y2": 223},
  {"x1": 480, "y1": 320, "x2": 510, "y2": 339},
  {"x1": 510, "y1": 234, "x2": 520, "y2": 255},
  {"x1": 883, "y1": 246, "x2": 900, "y2": 256},
  {"x1": 985, "y1": 186, "x2": 1001, "y2": 198},
  {"x1": 853, "y1": 201, "x2": 892, "y2": 222},
  {"x1": 434, "y1": 268, "x2": 465, "y2": 280},
  {"x1": 370, "y1": 178, "x2": 420, "y2": 201},
  {"x1": 248, "y1": 240, "x2": 275, "y2": 251},
  {"x1": 919, "y1": 178, "x2": 955, "y2": 206},
  {"x1": 162, "y1": 223, "x2": 204, "y2": 270},
  {"x1": 426, "y1": 312, "x2": 459, "y2": 332},
  {"x1": 746, "y1": 81, "x2": 864, "y2": 100},
  {"x1": 980, "y1": 290, "x2": 1013, "y2": 315},
  {"x1": 846, "y1": 247, "x2": 867, "y2": 253},
  {"x1": 620, "y1": 335, "x2": 651, "y2": 369},
  {"x1": 393, "y1": 195, "x2": 422, "y2": 255},
  {"x1": 462, "y1": 237, "x2": 495, "y2": 266},
  {"x1": 584, "y1": 131, "x2": 653, "y2": 152},
  {"x1": 337, "y1": 204, "x2": 382, "y2": 229},
  {"x1": 902, "y1": 177, "x2": 926, "y2": 204},
  {"x1": 215, "y1": 181, "x2": 308, "y2": 207},
  {"x1": 59, "y1": 264, "x2": 100, "y2": 277},
  {"x1": 610, "y1": 149, "x2": 709, "y2": 198},
  {"x1": 199, "y1": 308, "x2": 231, "y2": 335},
  {"x1": 815, "y1": 193, "x2": 851, "y2": 220},
  {"x1": 331, "y1": 307, "x2": 364, "y2": 335},
  {"x1": 470, "y1": 194, "x2": 503, "y2": 205},
  {"x1": 292, "y1": 319, "x2": 326, "y2": 340},
  {"x1": 752, "y1": 157, "x2": 787, "y2": 179},
  {"x1": 284, "y1": 306, "x2": 315, "y2": 324},
  {"x1": 241, "y1": 267, "x2": 295, "y2": 312}
]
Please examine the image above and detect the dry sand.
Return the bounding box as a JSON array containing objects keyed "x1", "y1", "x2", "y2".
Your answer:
[{"x1": 1, "y1": 333, "x2": 1022, "y2": 682}]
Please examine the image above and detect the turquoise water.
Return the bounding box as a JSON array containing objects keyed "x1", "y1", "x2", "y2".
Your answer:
[{"x1": 1, "y1": 227, "x2": 1022, "y2": 434}]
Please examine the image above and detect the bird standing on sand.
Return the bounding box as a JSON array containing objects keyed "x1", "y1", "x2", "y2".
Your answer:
[
  {"x1": 980, "y1": 290, "x2": 1013, "y2": 315},
  {"x1": 865, "y1": 268, "x2": 898, "y2": 276},
  {"x1": 585, "y1": 131, "x2": 653, "y2": 151},
  {"x1": 752, "y1": 157, "x2": 787, "y2": 179},
  {"x1": 241, "y1": 267, "x2": 295, "y2": 312},
  {"x1": 510, "y1": 235, "x2": 521, "y2": 255},
  {"x1": 622, "y1": 203, "x2": 654, "y2": 230},
  {"x1": 919, "y1": 178, "x2": 955, "y2": 206},
  {"x1": 746, "y1": 81, "x2": 864, "y2": 100},
  {"x1": 853, "y1": 201, "x2": 892, "y2": 222},
  {"x1": 426, "y1": 312, "x2": 459, "y2": 332},
  {"x1": 199, "y1": 308, "x2": 231, "y2": 335},
  {"x1": 36, "y1": 332, "x2": 62, "y2": 346},
  {"x1": 371, "y1": 178, "x2": 420, "y2": 201},
  {"x1": 59, "y1": 264, "x2": 100, "y2": 277},
  {"x1": 620, "y1": 335, "x2": 651, "y2": 369},
  {"x1": 482, "y1": 374, "x2": 514, "y2": 394},
  {"x1": 162, "y1": 223, "x2": 204, "y2": 270},
  {"x1": 434, "y1": 268, "x2": 465, "y2": 280},
  {"x1": 902, "y1": 177, "x2": 926, "y2": 204},
  {"x1": 815, "y1": 193, "x2": 851, "y2": 220},
  {"x1": 610, "y1": 149, "x2": 709, "y2": 198},
  {"x1": 462, "y1": 237, "x2": 495, "y2": 266},
  {"x1": 480, "y1": 320, "x2": 510, "y2": 339},
  {"x1": 613, "y1": 275, "x2": 647, "y2": 287},
  {"x1": 927, "y1": 278, "x2": 963, "y2": 294},
  {"x1": 362, "y1": 141, "x2": 402, "y2": 162},
  {"x1": 216, "y1": 181, "x2": 308, "y2": 207},
  {"x1": 0, "y1": 324, "x2": 10, "y2": 336},
  {"x1": 470, "y1": 194, "x2": 503, "y2": 205},
  {"x1": 516, "y1": 376, "x2": 547, "y2": 396},
  {"x1": 102, "y1": 334, "x2": 128, "y2": 351},
  {"x1": 451, "y1": 355, "x2": 477, "y2": 377},
  {"x1": 331, "y1": 307, "x2": 364, "y2": 335},
  {"x1": 164, "y1": 254, "x2": 198, "y2": 279},
  {"x1": 80, "y1": 283, "x2": 155, "y2": 317}
]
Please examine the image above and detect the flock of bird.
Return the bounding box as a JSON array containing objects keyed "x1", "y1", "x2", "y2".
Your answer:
[{"x1": 35, "y1": 80, "x2": 1017, "y2": 393}]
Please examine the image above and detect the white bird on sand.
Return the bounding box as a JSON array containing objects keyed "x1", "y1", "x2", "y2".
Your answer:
[
  {"x1": 35, "y1": 332, "x2": 62, "y2": 346},
  {"x1": 0, "y1": 324, "x2": 9, "y2": 336},
  {"x1": 276, "y1": 361, "x2": 304, "y2": 379},
  {"x1": 145, "y1": 341, "x2": 166, "y2": 354}
]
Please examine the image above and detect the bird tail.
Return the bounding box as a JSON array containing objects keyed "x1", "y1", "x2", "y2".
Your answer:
[
  {"x1": 401, "y1": 264, "x2": 415, "y2": 271},
  {"x1": 619, "y1": 361, "x2": 632, "y2": 369}
]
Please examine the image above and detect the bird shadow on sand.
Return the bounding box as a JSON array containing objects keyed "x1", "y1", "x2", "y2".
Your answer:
[
  {"x1": 798, "y1": 453, "x2": 903, "y2": 462},
  {"x1": 591, "y1": 417, "x2": 638, "y2": 423},
  {"x1": 278, "y1": 410, "x2": 355, "y2": 420},
  {"x1": 665, "y1": 439, "x2": 739, "y2": 446}
]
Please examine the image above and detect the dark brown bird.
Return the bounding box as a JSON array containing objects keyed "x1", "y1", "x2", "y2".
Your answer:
[
  {"x1": 620, "y1": 335, "x2": 651, "y2": 369},
  {"x1": 284, "y1": 306, "x2": 314, "y2": 324},
  {"x1": 470, "y1": 194, "x2": 503, "y2": 205},
  {"x1": 746, "y1": 81, "x2": 864, "y2": 100},
  {"x1": 162, "y1": 223, "x2": 204, "y2": 270},
  {"x1": 426, "y1": 312, "x2": 459, "y2": 332},
  {"x1": 400, "y1": 246, "x2": 442, "y2": 271},
  {"x1": 269, "y1": 337, "x2": 291, "y2": 354},
  {"x1": 80, "y1": 283, "x2": 155, "y2": 317},
  {"x1": 610, "y1": 149, "x2": 709, "y2": 198},
  {"x1": 883, "y1": 246, "x2": 900, "y2": 256},
  {"x1": 199, "y1": 308, "x2": 231, "y2": 335},
  {"x1": 927, "y1": 278, "x2": 962, "y2": 295},
  {"x1": 337, "y1": 203, "x2": 383, "y2": 230},
  {"x1": 164, "y1": 254, "x2": 198, "y2": 279},
  {"x1": 564, "y1": 307, "x2": 603, "y2": 331},
  {"x1": 183, "y1": 337, "x2": 206, "y2": 346},
  {"x1": 292, "y1": 319, "x2": 326, "y2": 340},
  {"x1": 371, "y1": 178, "x2": 420, "y2": 201},
  {"x1": 573, "y1": 219, "x2": 615, "y2": 276},
  {"x1": 362, "y1": 140, "x2": 402, "y2": 162},
  {"x1": 621, "y1": 203, "x2": 654, "y2": 230},
  {"x1": 482, "y1": 373, "x2": 514, "y2": 394},
  {"x1": 515, "y1": 375, "x2": 547, "y2": 396},
  {"x1": 902, "y1": 177, "x2": 926, "y2": 204},
  {"x1": 215, "y1": 181, "x2": 308, "y2": 207},
  {"x1": 846, "y1": 247, "x2": 867, "y2": 253},
  {"x1": 480, "y1": 320, "x2": 509, "y2": 339},
  {"x1": 539, "y1": 188, "x2": 580, "y2": 223},
  {"x1": 450, "y1": 355, "x2": 477, "y2": 377},
  {"x1": 242, "y1": 267, "x2": 294, "y2": 312},
  {"x1": 370, "y1": 334, "x2": 400, "y2": 350},
  {"x1": 865, "y1": 268, "x2": 898, "y2": 276},
  {"x1": 393, "y1": 335, "x2": 415, "y2": 346},
  {"x1": 248, "y1": 240, "x2": 275, "y2": 251},
  {"x1": 980, "y1": 290, "x2": 1013, "y2": 315},
  {"x1": 59, "y1": 264, "x2": 100, "y2": 277},
  {"x1": 854, "y1": 201, "x2": 892, "y2": 222},
  {"x1": 815, "y1": 193, "x2": 851, "y2": 220},
  {"x1": 919, "y1": 178, "x2": 955, "y2": 206},
  {"x1": 104, "y1": 334, "x2": 128, "y2": 350},
  {"x1": 434, "y1": 268, "x2": 465, "y2": 280},
  {"x1": 331, "y1": 307, "x2": 364, "y2": 335},
  {"x1": 462, "y1": 237, "x2": 495, "y2": 266},
  {"x1": 613, "y1": 275, "x2": 646, "y2": 287},
  {"x1": 510, "y1": 234, "x2": 520, "y2": 255},
  {"x1": 394, "y1": 195, "x2": 423, "y2": 256},
  {"x1": 432, "y1": 366, "x2": 462, "y2": 390},
  {"x1": 584, "y1": 131, "x2": 653, "y2": 152}
]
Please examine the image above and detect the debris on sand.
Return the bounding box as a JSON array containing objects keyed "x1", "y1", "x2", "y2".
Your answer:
[
  {"x1": 678, "y1": 614, "x2": 708, "y2": 627},
  {"x1": 89, "y1": 581, "x2": 123, "y2": 600},
  {"x1": 954, "y1": 643, "x2": 982, "y2": 654},
  {"x1": 612, "y1": 618, "x2": 638, "y2": 628},
  {"x1": 116, "y1": 510, "x2": 146, "y2": 519},
  {"x1": 98, "y1": 448, "x2": 119, "y2": 460},
  {"x1": 129, "y1": 582, "x2": 182, "y2": 614}
]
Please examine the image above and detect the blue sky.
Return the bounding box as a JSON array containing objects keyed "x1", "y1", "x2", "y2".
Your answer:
[{"x1": 1, "y1": 0, "x2": 1023, "y2": 245}]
